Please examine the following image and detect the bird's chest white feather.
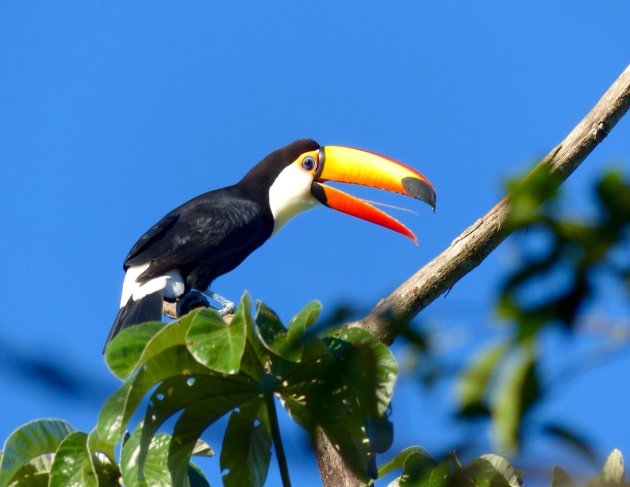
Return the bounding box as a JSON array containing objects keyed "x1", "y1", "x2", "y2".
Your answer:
[{"x1": 268, "y1": 163, "x2": 318, "y2": 234}]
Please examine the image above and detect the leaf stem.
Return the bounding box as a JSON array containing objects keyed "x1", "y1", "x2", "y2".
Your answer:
[{"x1": 266, "y1": 393, "x2": 292, "y2": 487}]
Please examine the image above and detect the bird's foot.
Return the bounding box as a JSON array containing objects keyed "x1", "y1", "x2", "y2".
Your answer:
[
  {"x1": 175, "y1": 289, "x2": 236, "y2": 317},
  {"x1": 202, "y1": 290, "x2": 236, "y2": 316},
  {"x1": 176, "y1": 290, "x2": 210, "y2": 317}
]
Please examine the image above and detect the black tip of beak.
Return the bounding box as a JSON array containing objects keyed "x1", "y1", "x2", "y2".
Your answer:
[{"x1": 402, "y1": 177, "x2": 437, "y2": 212}]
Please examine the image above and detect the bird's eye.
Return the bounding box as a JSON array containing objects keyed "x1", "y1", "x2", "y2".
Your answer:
[{"x1": 301, "y1": 156, "x2": 316, "y2": 171}]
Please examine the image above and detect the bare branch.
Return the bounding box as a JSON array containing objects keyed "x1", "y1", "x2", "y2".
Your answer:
[
  {"x1": 315, "y1": 65, "x2": 630, "y2": 486},
  {"x1": 356, "y1": 64, "x2": 630, "y2": 346}
]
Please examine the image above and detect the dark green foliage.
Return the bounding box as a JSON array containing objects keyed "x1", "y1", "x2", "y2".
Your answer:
[{"x1": 1, "y1": 168, "x2": 628, "y2": 486}]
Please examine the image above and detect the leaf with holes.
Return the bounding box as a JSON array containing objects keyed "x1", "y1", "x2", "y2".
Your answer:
[
  {"x1": 166, "y1": 390, "x2": 259, "y2": 486},
  {"x1": 121, "y1": 430, "x2": 210, "y2": 487},
  {"x1": 220, "y1": 397, "x2": 272, "y2": 487},
  {"x1": 133, "y1": 373, "x2": 256, "y2": 477},
  {"x1": 97, "y1": 345, "x2": 214, "y2": 444}
]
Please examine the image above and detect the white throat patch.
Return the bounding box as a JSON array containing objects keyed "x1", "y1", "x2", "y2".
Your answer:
[{"x1": 268, "y1": 163, "x2": 318, "y2": 234}]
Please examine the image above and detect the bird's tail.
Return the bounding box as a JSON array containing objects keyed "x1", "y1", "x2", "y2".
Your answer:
[{"x1": 103, "y1": 289, "x2": 164, "y2": 352}]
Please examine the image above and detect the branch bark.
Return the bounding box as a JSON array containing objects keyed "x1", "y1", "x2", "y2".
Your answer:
[{"x1": 315, "y1": 64, "x2": 630, "y2": 486}]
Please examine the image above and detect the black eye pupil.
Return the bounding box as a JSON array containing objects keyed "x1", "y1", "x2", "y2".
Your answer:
[{"x1": 302, "y1": 157, "x2": 315, "y2": 170}]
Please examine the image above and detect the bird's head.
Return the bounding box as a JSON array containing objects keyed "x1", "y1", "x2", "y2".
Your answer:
[{"x1": 242, "y1": 139, "x2": 436, "y2": 242}]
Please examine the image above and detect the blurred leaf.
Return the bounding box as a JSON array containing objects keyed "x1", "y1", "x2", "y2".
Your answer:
[
  {"x1": 491, "y1": 345, "x2": 541, "y2": 454},
  {"x1": 552, "y1": 466, "x2": 576, "y2": 487},
  {"x1": 378, "y1": 446, "x2": 435, "y2": 478},
  {"x1": 0, "y1": 419, "x2": 74, "y2": 487},
  {"x1": 601, "y1": 449, "x2": 624, "y2": 485},
  {"x1": 389, "y1": 457, "x2": 448, "y2": 487},
  {"x1": 220, "y1": 398, "x2": 272, "y2": 487},
  {"x1": 457, "y1": 343, "x2": 509, "y2": 418},
  {"x1": 187, "y1": 306, "x2": 246, "y2": 374},
  {"x1": 543, "y1": 423, "x2": 596, "y2": 462},
  {"x1": 506, "y1": 163, "x2": 563, "y2": 229}
]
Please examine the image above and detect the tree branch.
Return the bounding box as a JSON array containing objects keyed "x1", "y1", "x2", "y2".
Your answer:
[
  {"x1": 315, "y1": 64, "x2": 630, "y2": 486},
  {"x1": 357, "y1": 64, "x2": 630, "y2": 345}
]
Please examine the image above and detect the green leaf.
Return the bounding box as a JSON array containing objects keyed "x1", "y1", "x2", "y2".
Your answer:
[
  {"x1": 121, "y1": 430, "x2": 211, "y2": 487},
  {"x1": 491, "y1": 345, "x2": 541, "y2": 454},
  {"x1": 48, "y1": 432, "x2": 91, "y2": 487},
  {"x1": 278, "y1": 327, "x2": 398, "y2": 480},
  {"x1": 105, "y1": 321, "x2": 164, "y2": 380},
  {"x1": 325, "y1": 327, "x2": 398, "y2": 417},
  {"x1": 551, "y1": 466, "x2": 576, "y2": 487},
  {"x1": 135, "y1": 373, "x2": 255, "y2": 476},
  {"x1": 97, "y1": 345, "x2": 214, "y2": 444},
  {"x1": 220, "y1": 398, "x2": 272, "y2": 487},
  {"x1": 255, "y1": 301, "x2": 322, "y2": 363},
  {"x1": 457, "y1": 343, "x2": 508, "y2": 418},
  {"x1": 187, "y1": 307, "x2": 246, "y2": 375},
  {"x1": 188, "y1": 462, "x2": 212, "y2": 487},
  {"x1": 106, "y1": 307, "x2": 209, "y2": 381},
  {"x1": 391, "y1": 457, "x2": 448, "y2": 487},
  {"x1": 286, "y1": 300, "x2": 321, "y2": 354},
  {"x1": 378, "y1": 446, "x2": 434, "y2": 478},
  {"x1": 48, "y1": 431, "x2": 118, "y2": 487},
  {"x1": 167, "y1": 391, "x2": 257, "y2": 486},
  {"x1": 0, "y1": 419, "x2": 74, "y2": 487},
  {"x1": 478, "y1": 454, "x2": 521, "y2": 487}
]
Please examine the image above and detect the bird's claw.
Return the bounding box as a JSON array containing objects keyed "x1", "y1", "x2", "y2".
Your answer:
[{"x1": 202, "y1": 290, "x2": 236, "y2": 316}]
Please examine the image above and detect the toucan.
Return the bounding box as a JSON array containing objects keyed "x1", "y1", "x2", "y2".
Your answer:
[{"x1": 105, "y1": 139, "x2": 436, "y2": 347}]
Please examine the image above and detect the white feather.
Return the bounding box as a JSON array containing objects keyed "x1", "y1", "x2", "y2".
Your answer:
[
  {"x1": 120, "y1": 264, "x2": 185, "y2": 307},
  {"x1": 268, "y1": 163, "x2": 318, "y2": 234}
]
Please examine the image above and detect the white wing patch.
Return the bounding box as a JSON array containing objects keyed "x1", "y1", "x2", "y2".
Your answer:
[{"x1": 120, "y1": 264, "x2": 185, "y2": 307}]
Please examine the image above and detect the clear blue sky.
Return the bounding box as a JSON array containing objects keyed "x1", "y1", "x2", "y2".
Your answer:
[{"x1": 1, "y1": 2, "x2": 629, "y2": 485}]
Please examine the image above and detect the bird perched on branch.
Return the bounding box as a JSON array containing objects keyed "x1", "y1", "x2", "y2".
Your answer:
[{"x1": 105, "y1": 139, "x2": 436, "y2": 348}]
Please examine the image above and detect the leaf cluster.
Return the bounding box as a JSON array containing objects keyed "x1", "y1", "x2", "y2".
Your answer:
[
  {"x1": 0, "y1": 294, "x2": 399, "y2": 486},
  {"x1": 454, "y1": 167, "x2": 630, "y2": 455}
]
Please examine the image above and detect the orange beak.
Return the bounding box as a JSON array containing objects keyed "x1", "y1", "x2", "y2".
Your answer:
[{"x1": 311, "y1": 146, "x2": 436, "y2": 243}]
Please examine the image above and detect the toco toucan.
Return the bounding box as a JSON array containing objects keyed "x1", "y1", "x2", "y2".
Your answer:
[{"x1": 105, "y1": 139, "x2": 436, "y2": 348}]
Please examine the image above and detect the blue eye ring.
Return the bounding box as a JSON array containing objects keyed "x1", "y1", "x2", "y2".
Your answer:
[{"x1": 302, "y1": 156, "x2": 316, "y2": 171}]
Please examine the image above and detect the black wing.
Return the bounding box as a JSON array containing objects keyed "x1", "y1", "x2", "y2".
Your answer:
[{"x1": 124, "y1": 188, "x2": 272, "y2": 282}]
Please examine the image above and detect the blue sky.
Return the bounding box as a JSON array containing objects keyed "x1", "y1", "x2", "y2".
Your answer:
[{"x1": 1, "y1": 2, "x2": 629, "y2": 485}]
